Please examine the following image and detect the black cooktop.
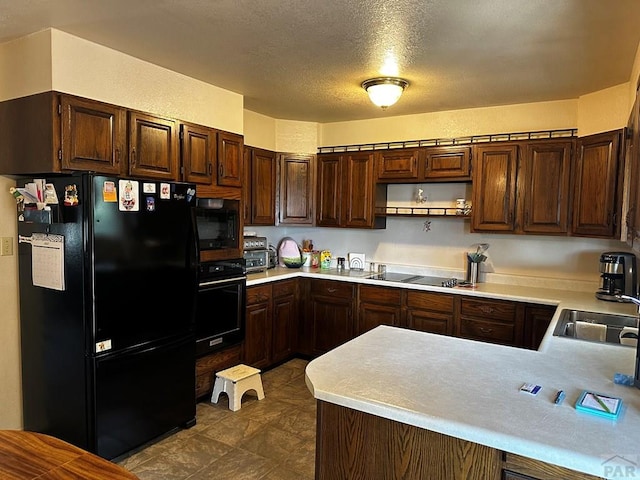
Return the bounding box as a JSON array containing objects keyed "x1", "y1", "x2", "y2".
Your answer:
[{"x1": 368, "y1": 273, "x2": 459, "y2": 288}]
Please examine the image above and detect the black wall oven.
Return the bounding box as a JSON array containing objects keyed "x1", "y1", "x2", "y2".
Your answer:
[{"x1": 195, "y1": 259, "x2": 246, "y2": 356}]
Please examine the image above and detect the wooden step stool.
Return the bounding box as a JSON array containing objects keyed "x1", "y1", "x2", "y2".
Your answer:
[{"x1": 211, "y1": 364, "x2": 265, "y2": 411}]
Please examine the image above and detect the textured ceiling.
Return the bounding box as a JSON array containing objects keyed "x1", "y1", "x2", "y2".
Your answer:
[{"x1": 0, "y1": 0, "x2": 639, "y2": 123}]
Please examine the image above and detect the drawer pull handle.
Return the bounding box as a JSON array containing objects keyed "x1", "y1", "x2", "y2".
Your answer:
[
  {"x1": 479, "y1": 306, "x2": 494, "y2": 314},
  {"x1": 327, "y1": 288, "x2": 337, "y2": 293},
  {"x1": 479, "y1": 327, "x2": 494, "y2": 334}
]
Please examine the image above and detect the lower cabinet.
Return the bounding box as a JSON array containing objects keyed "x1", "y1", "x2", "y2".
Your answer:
[
  {"x1": 244, "y1": 280, "x2": 298, "y2": 370},
  {"x1": 308, "y1": 279, "x2": 356, "y2": 356},
  {"x1": 458, "y1": 297, "x2": 525, "y2": 346},
  {"x1": 523, "y1": 304, "x2": 555, "y2": 350},
  {"x1": 195, "y1": 344, "x2": 242, "y2": 400},
  {"x1": 357, "y1": 285, "x2": 403, "y2": 335},
  {"x1": 406, "y1": 290, "x2": 456, "y2": 335}
]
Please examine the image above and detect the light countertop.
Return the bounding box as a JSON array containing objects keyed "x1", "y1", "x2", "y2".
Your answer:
[{"x1": 250, "y1": 267, "x2": 640, "y2": 478}]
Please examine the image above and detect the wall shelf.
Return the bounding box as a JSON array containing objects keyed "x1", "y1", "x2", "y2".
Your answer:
[{"x1": 375, "y1": 206, "x2": 471, "y2": 218}]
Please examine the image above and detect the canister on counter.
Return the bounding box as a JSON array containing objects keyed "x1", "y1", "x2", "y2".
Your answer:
[
  {"x1": 311, "y1": 250, "x2": 320, "y2": 268},
  {"x1": 320, "y1": 250, "x2": 332, "y2": 269}
]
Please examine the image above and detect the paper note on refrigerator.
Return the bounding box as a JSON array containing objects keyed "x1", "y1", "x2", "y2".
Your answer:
[{"x1": 31, "y1": 233, "x2": 65, "y2": 291}]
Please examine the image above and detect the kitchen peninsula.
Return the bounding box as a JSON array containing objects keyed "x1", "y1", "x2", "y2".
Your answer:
[{"x1": 248, "y1": 267, "x2": 640, "y2": 479}]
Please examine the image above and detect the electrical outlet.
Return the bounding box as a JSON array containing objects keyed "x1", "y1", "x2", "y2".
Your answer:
[{"x1": 1, "y1": 237, "x2": 13, "y2": 256}]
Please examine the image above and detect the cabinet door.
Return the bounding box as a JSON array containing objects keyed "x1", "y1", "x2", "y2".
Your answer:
[
  {"x1": 249, "y1": 148, "x2": 276, "y2": 225},
  {"x1": 278, "y1": 153, "x2": 315, "y2": 225},
  {"x1": 471, "y1": 144, "x2": 518, "y2": 232},
  {"x1": 217, "y1": 131, "x2": 243, "y2": 187},
  {"x1": 309, "y1": 280, "x2": 355, "y2": 356},
  {"x1": 244, "y1": 285, "x2": 272, "y2": 369},
  {"x1": 272, "y1": 280, "x2": 297, "y2": 364},
  {"x1": 523, "y1": 305, "x2": 555, "y2": 350},
  {"x1": 375, "y1": 148, "x2": 420, "y2": 181},
  {"x1": 571, "y1": 130, "x2": 623, "y2": 238},
  {"x1": 459, "y1": 297, "x2": 524, "y2": 347},
  {"x1": 61, "y1": 95, "x2": 126, "y2": 175},
  {"x1": 341, "y1": 152, "x2": 375, "y2": 227},
  {"x1": 242, "y1": 146, "x2": 252, "y2": 224},
  {"x1": 128, "y1": 111, "x2": 179, "y2": 180},
  {"x1": 357, "y1": 285, "x2": 403, "y2": 335},
  {"x1": 310, "y1": 295, "x2": 353, "y2": 355},
  {"x1": 423, "y1": 146, "x2": 471, "y2": 181},
  {"x1": 181, "y1": 122, "x2": 215, "y2": 185},
  {"x1": 520, "y1": 140, "x2": 572, "y2": 234},
  {"x1": 406, "y1": 290, "x2": 455, "y2": 335},
  {"x1": 316, "y1": 154, "x2": 342, "y2": 227}
]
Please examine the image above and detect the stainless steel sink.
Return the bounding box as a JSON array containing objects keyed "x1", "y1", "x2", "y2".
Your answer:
[{"x1": 552, "y1": 309, "x2": 639, "y2": 346}]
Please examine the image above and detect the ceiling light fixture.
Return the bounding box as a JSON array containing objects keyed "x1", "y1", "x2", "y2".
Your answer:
[{"x1": 361, "y1": 77, "x2": 409, "y2": 109}]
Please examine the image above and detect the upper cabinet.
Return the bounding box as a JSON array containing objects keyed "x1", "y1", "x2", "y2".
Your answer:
[
  {"x1": 375, "y1": 146, "x2": 471, "y2": 183},
  {"x1": 471, "y1": 143, "x2": 519, "y2": 232},
  {"x1": 60, "y1": 95, "x2": 126, "y2": 176},
  {"x1": 181, "y1": 122, "x2": 216, "y2": 185},
  {"x1": 571, "y1": 130, "x2": 624, "y2": 238},
  {"x1": 317, "y1": 152, "x2": 386, "y2": 229},
  {"x1": 128, "y1": 111, "x2": 180, "y2": 181},
  {"x1": 625, "y1": 83, "x2": 640, "y2": 249},
  {"x1": 217, "y1": 131, "x2": 243, "y2": 187},
  {"x1": 244, "y1": 146, "x2": 276, "y2": 226},
  {"x1": 0, "y1": 91, "x2": 244, "y2": 194},
  {"x1": 277, "y1": 153, "x2": 316, "y2": 226},
  {"x1": 518, "y1": 140, "x2": 572, "y2": 235},
  {"x1": 472, "y1": 134, "x2": 622, "y2": 239}
]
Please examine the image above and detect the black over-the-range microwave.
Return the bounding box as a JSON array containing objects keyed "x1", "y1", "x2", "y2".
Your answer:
[{"x1": 193, "y1": 198, "x2": 240, "y2": 252}]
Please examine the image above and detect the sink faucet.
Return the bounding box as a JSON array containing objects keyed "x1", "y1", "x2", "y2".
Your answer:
[
  {"x1": 616, "y1": 294, "x2": 640, "y2": 389},
  {"x1": 616, "y1": 294, "x2": 640, "y2": 313}
]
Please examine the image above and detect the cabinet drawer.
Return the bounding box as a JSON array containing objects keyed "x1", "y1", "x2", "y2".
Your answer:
[
  {"x1": 310, "y1": 279, "x2": 355, "y2": 299},
  {"x1": 406, "y1": 290, "x2": 454, "y2": 313},
  {"x1": 460, "y1": 298, "x2": 515, "y2": 322},
  {"x1": 273, "y1": 279, "x2": 296, "y2": 298},
  {"x1": 459, "y1": 317, "x2": 517, "y2": 344},
  {"x1": 359, "y1": 285, "x2": 402, "y2": 305},
  {"x1": 246, "y1": 284, "x2": 271, "y2": 305}
]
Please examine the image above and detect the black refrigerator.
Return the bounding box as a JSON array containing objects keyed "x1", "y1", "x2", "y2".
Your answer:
[{"x1": 17, "y1": 173, "x2": 198, "y2": 460}]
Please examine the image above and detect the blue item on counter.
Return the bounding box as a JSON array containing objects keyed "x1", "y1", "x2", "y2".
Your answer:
[{"x1": 613, "y1": 372, "x2": 635, "y2": 386}]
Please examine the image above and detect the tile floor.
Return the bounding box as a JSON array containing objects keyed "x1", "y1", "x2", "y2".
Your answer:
[{"x1": 117, "y1": 358, "x2": 316, "y2": 480}]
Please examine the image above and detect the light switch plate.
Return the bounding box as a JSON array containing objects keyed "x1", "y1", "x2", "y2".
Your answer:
[{"x1": 1, "y1": 237, "x2": 13, "y2": 256}]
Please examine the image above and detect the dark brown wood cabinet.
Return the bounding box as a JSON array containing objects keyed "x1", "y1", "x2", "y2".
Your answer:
[
  {"x1": 244, "y1": 284, "x2": 273, "y2": 369},
  {"x1": 523, "y1": 304, "x2": 555, "y2": 350},
  {"x1": 571, "y1": 130, "x2": 624, "y2": 238},
  {"x1": 243, "y1": 146, "x2": 276, "y2": 226},
  {"x1": 128, "y1": 110, "x2": 180, "y2": 180},
  {"x1": 624, "y1": 89, "x2": 640, "y2": 247},
  {"x1": 277, "y1": 153, "x2": 315, "y2": 225},
  {"x1": 244, "y1": 280, "x2": 298, "y2": 369},
  {"x1": 195, "y1": 344, "x2": 242, "y2": 399},
  {"x1": 472, "y1": 139, "x2": 573, "y2": 235},
  {"x1": 357, "y1": 285, "x2": 403, "y2": 335},
  {"x1": 375, "y1": 145, "x2": 471, "y2": 182},
  {"x1": 458, "y1": 297, "x2": 525, "y2": 346},
  {"x1": 308, "y1": 279, "x2": 356, "y2": 355},
  {"x1": 472, "y1": 143, "x2": 519, "y2": 232},
  {"x1": 519, "y1": 140, "x2": 573, "y2": 234},
  {"x1": 423, "y1": 145, "x2": 471, "y2": 181},
  {"x1": 271, "y1": 280, "x2": 298, "y2": 364},
  {"x1": 375, "y1": 148, "x2": 421, "y2": 181},
  {"x1": 316, "y1": 152, "x2": 386, "y2": 228},
  {"x1": 406, "y1": 290, "x2": 456, "y2": 335},
  {"x1": 180, "y1": 122, "x2": 216, "y2": 185},
  {"x1": 503, "y1": 453, "x2": 603, "y2": 480},
  {"x1": 61, "y1": 95, "x2": 126, "y2": 175},
  {"x1": 217, "y1": 131, "x2": 243, "y2": 187}
]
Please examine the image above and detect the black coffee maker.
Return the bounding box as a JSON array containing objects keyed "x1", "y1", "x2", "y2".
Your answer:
[{"x1": 595, "y1": 252, "x2": 638, "y2": 302}]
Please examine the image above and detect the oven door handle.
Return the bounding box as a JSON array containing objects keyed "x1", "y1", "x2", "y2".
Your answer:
[{"x1": 199, "y1": 276, "x2": 246, "y2": 288}]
